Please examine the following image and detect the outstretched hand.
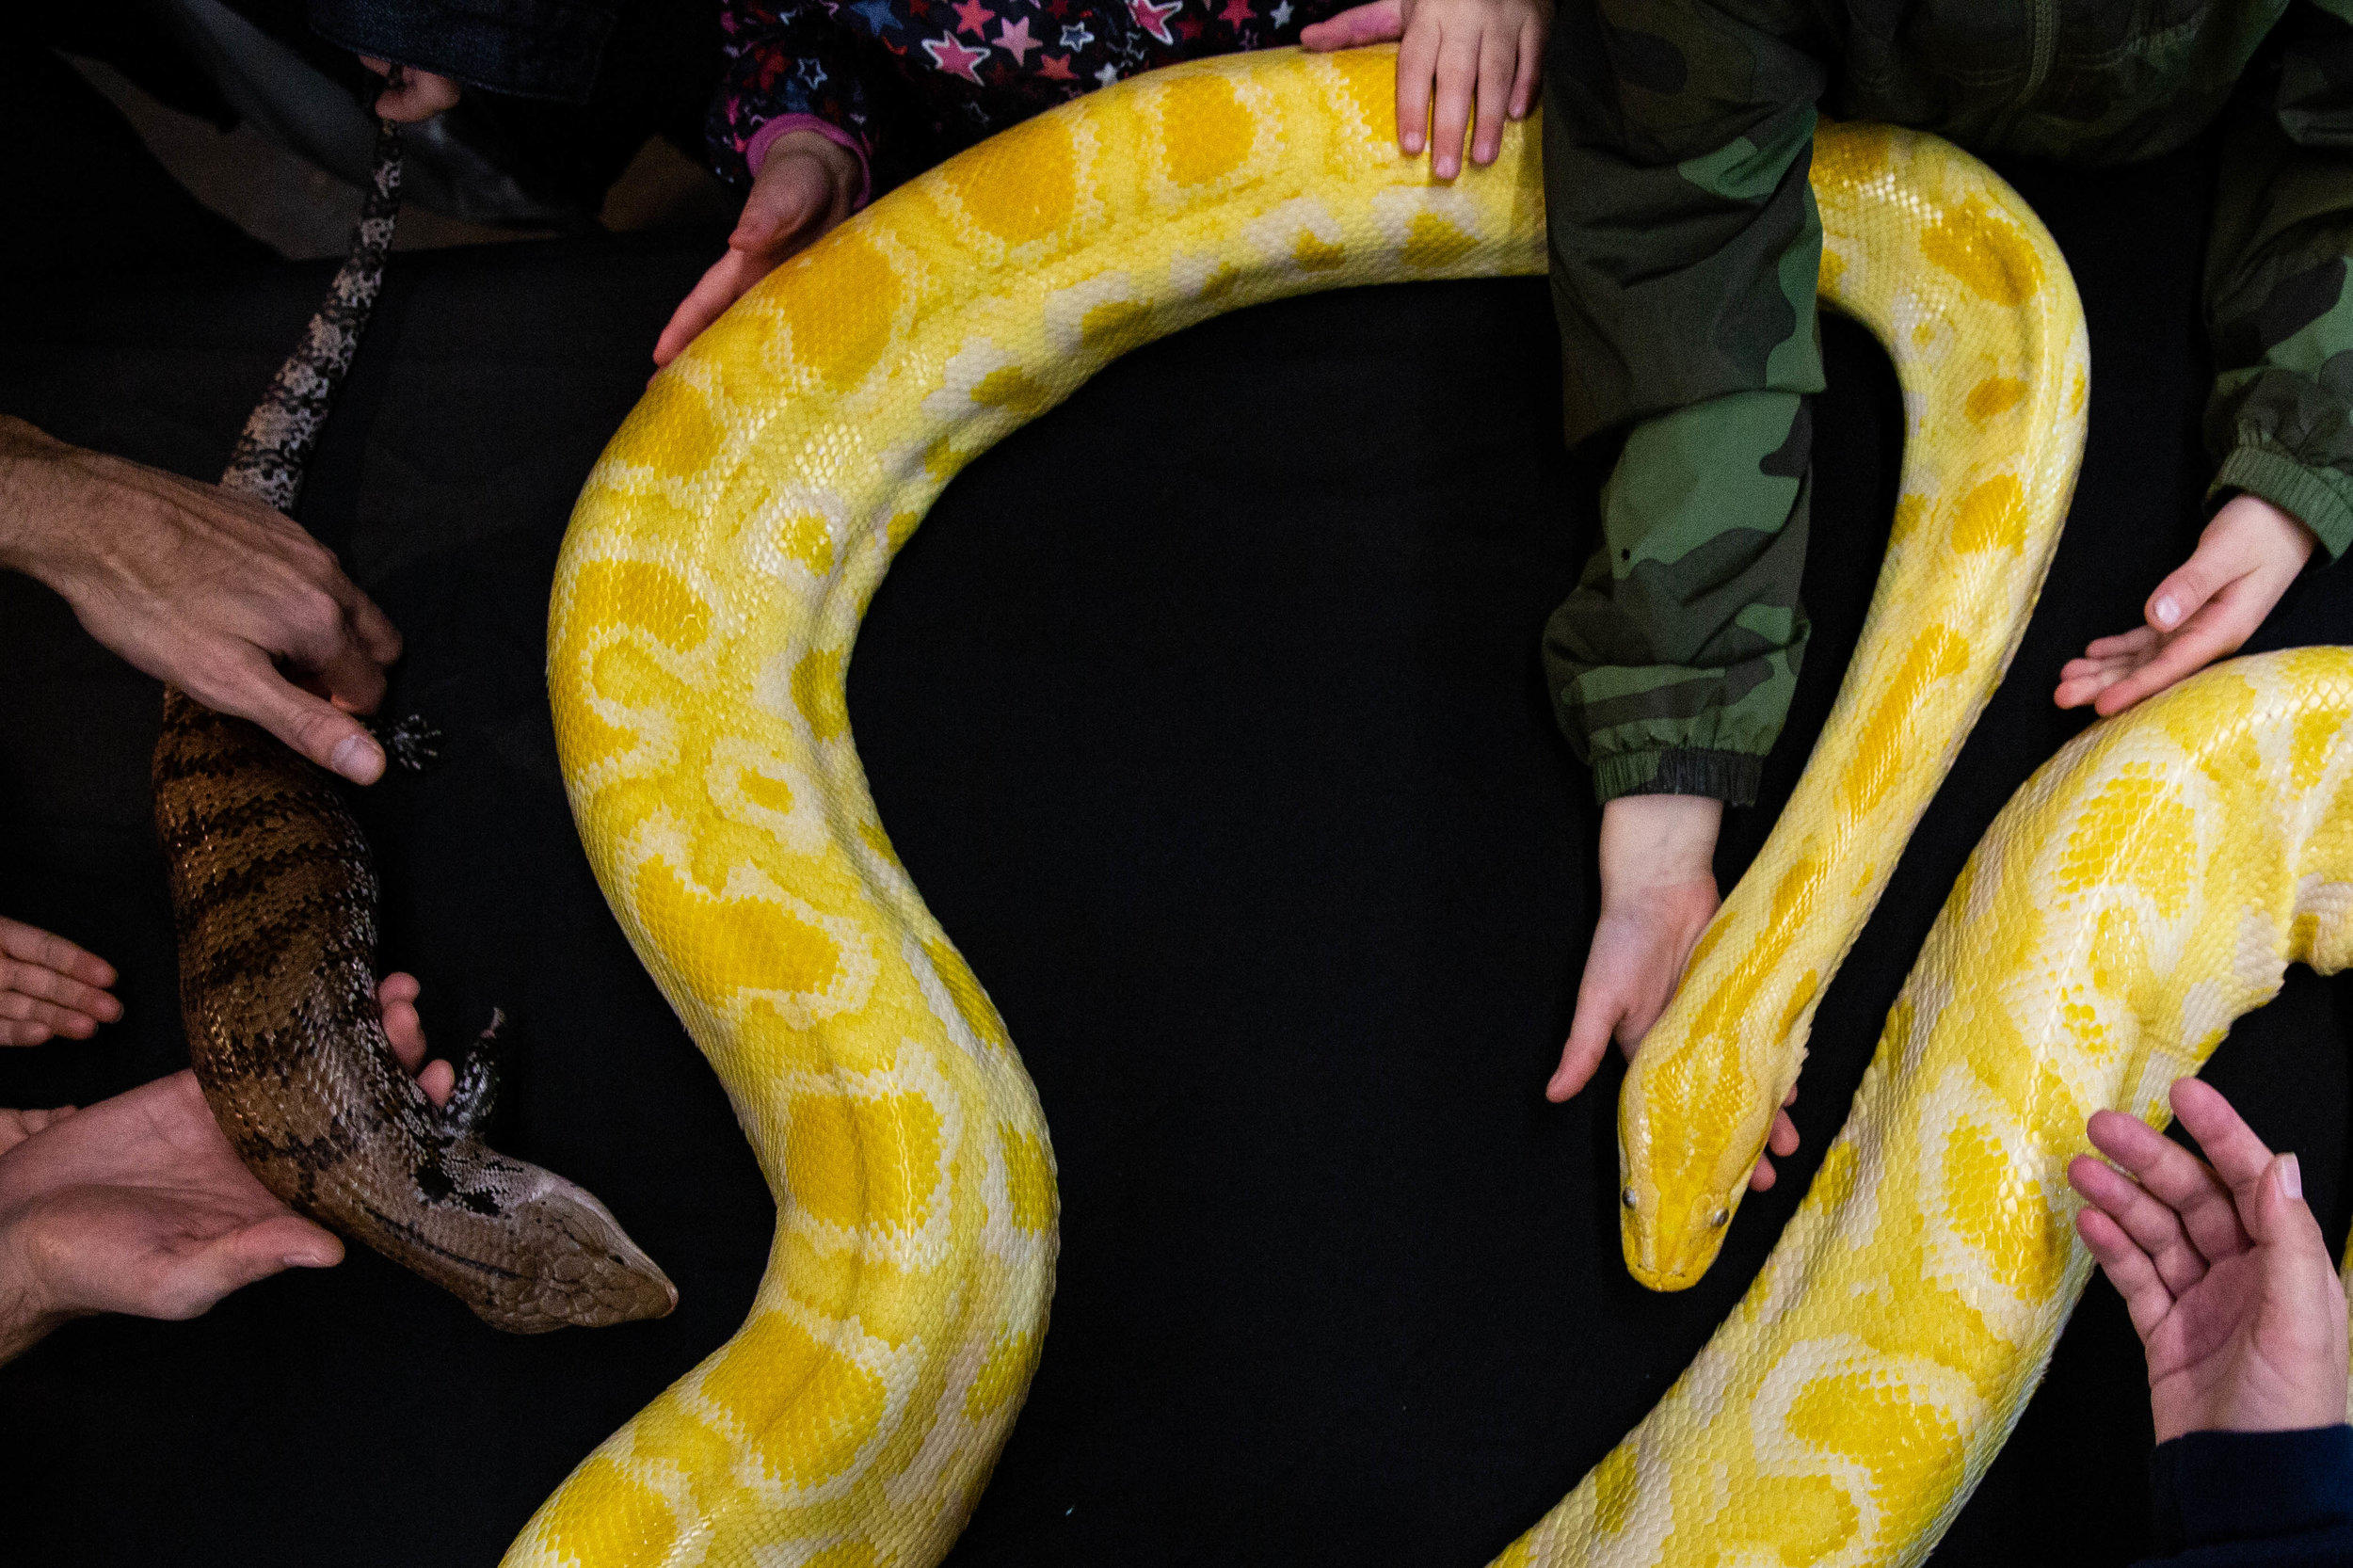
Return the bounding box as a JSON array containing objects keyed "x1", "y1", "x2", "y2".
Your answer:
[
  {"x1": 2069, "y1": 1077, "x2": 2350, "y2": 1443},
  {"x1": 0, "y1": 417, "x2": 405, "y2": 784},
  {"x1": 1300, "y1": 0, "x2": 1551, "y2": 178},
  {"x1": 1546, "y1": 793, "x2": 1800, "y2": 1191},
  {"x1": 2056, "y1": 494, "x2": 2316, "y2": 717},
  {"x1": 0, "y1": 974, "x2": 450, "y2": 1364},
  {"x1": 653, "y1": 131, "x2": 864, "y2": 369},
  {"x1": 0, "y1": 916, "x2": 120, "y2": 1047}
]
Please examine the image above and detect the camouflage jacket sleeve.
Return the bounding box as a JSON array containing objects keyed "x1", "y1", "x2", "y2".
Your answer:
[
  {"x1": 2206, "y1": 0, "x2": 2353, "y2": 562},
  {"x1": 1540, "y1": 0, "x2": 1832, "y2": 807}
]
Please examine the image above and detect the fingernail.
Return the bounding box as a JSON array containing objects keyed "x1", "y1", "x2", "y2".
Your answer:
[
  {"x1": 330, "y1": 734, "x2": 377, "y2": 781},
  {"x1": 2280, "y1": 1154, "x2": 2302, "y2": 1201},
  {"x1": 2152, "y1": 596, "x2": 2179, "y2": 629}
]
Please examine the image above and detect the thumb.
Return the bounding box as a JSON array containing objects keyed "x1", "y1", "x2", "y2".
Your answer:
[
  {"x1": 1300, "y1": 0, "x2": 1406, "y2": 48},
  {"x1": 732, "y1": 164, "x2": 824, "y2": 257},
  {"x1": 2247, "y1": 1153, "x2": 2325, "y2": 1253},
  {"x1": 216, "y1": 662, "x2": 387, "y2": 783},
  {"x1": 161, "y1": 1217, "x2": 343, "y2": 1319},
  {"x1": 1548, "y1": 991, "x2": 1624, "y2": 1102},
  {"x1": 2146, "y1": 546, "x2": 2235, "y2": 634}
]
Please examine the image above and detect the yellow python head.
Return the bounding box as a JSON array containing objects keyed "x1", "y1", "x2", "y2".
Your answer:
[{"x1": 1618, "y1": 859, "x2": 1825, "y2": 1289}]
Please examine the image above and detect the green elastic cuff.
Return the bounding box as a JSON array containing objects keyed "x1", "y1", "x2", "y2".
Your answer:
[
  {"x1": 2211, "y1": 446, "x2": 2353, "y2": 561},
  {"x1": 1593, "y1": 747, "x2": 1764, "y2": 808}
]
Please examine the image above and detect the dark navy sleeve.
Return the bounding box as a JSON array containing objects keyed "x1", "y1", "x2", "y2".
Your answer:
[
  {"x1": 309, "y1": 0, "x2": 623, "y2": 103},
  {"x1": 2132, "y1": 1426, "x2": 2353, "y2": 1566}
]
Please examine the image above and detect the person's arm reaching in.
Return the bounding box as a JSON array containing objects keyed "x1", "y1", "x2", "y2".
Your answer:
[
  {"x1": 1536, "y1": 0, "x2": 1826, "y2": 1188},
  {"x1": 653, "y1": 0, "x2": 879, "y2": 367},
  {"x1": 0, "y1": 416, "x2": 403, "y2": 784},
  {"x1": 0, "y1": 968, "x2": 452, "y2": 1365},
  {"x1": 2059, "y1": 0, "x2": 2353, "y2": 717},
  {"x1": 2069, "y1": 1078, "x2": 2353, "y2": 1565},
  {"x1": 1299, "y1": 0, "x2": 1553, "y2": 179}
]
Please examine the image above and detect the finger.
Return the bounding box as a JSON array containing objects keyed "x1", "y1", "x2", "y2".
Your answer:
[
  {"x1": 2075, "y1": 1206, "x2": 2177, "y2": 1340},
  {"x1": 1395, "y1": 18, "x2": 1437, "y2": 154},
  {"x1": 1547, "y1": 990, "x2": 1623, "y2": 1101},
  {"x1": 1299, "y1": 0, "x2": 1403, "y2": 49},
  {"x1": 0, "y1": 958, "x2": 120, "y2": 1022},
  {"x1": 195, "y1": 654, "x2": 386, "y2": 783},
  {"x1": 734, "y1": 162, "x2": 831, "y2": 259},
  {"x1": 312, "y1": 637, "x2": 390, "y2": 717},
  {"x1": 1768, "y1": 1109, "x2": 1800, "y2": 1159},
  {"x1": 2169, "y1": 1078, "x2": 2277, "y2": 1183},
  {"x1": 1750, "y1": 1156, "x2": 1776, "y2": 1192},
  {"x1": 2092, "y1": 616, "x2": 2241, "y2": 716},
  {"x1": 156, "y1": 1218, "x2": 345, "y2": 1319},
  {"x1": 2068, "y1": 1150, "x2": 2213, "y2": 1293},
  {"x1": 653, "y1": 251, "x2": 764, "y2": 367},
  {"x1": 2082, "y1": 626, "x2": 2161, "y2": 661},
  {"x1": 2086, "y1": 1107, "x2": 2251, "y2": 1267},
  {"x1": 1470, "y1": 25, "x2": 1513, "y2": 164},
  {"x1": 0, "y1": 1020, "x2": 52, "y2": 1047},
  {"x1": 1430, "y1": 29, "x2": 1481, "y2": 176},
  {"x1": 2146, "y1": 546, "x2": 2241, "y2": 635},
  {"x1": 0, "y1": 917, "x2": 117, "y2": 988},
  {"x1": 1508, "y1": 17, "x2": 1541, "y2": 117},
  {"x1": 417, "y1": 1058, "x2": 456, "y2": 1108},
  {"x1": 342, "y1": 590, "x2": 404, "y2": 669},
  {"x1": 377, "y1": 971, "x2": 426, "y2": 1070},
  {"x1": 0, "y1": 992, "x2": 105, "y2": 1040}
]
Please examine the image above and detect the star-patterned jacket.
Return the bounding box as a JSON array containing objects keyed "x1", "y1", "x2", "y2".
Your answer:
[{"x1": 709, "y1": 0, "x2": 1351, "y2": 199}]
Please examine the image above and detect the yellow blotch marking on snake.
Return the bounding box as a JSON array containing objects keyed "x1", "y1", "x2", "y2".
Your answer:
[
  {"x1": 973, "y1": 365, "x2": 1055, "y2": 418},
  {"x1": 634, "y1": 859, "x2": 839, "y2": 1000},
  {"x1": 785, "y1": 1090, "x2": 944, "y2": 1232},
  {"x1": 1404, "y1": 213, "x2": 1480, "y2": 270},
  {"x1": 2295, "y1": 707, "x2": 2346, "y2": 790},
  {"x1": 702, "y1": 1313, "x2": 889, "y2": 1487},
  {"x1": 1840, "y1": 626, "x2": 1972, "y2": 817},
  {"x1": 1964, "y1": 376, "x2": 2026, "y2": 421},
  {"x1": 940, "y1": 115, "x2": 1078, "y2": 247},
  {"x1": 531, "y1": 47, "x2": 2353, "y2": 1568},
  {"x1": 1591, "y1": 1445, "x2": 1639, "y2": 1535},
  {"x1": 1944, "y1": 1121, "x2": 2057, "y2": 1292},
  {"x1": 1080, "y1": 299, "x2": 1159, "y2": 357},
  {"x1": 535, "y1": 1457, "x2": 679, "y2": 1568},
  {"x1": 769, "y1": 228, "x2": 902, "y2": 392},
  {"x1": 2057, "y1": 769, "x2": 2195, "y2": 917},
  {"x1": 1920, "y1": 195, "x2": 2042, "y2": 307},
  {"x1": 1950, "y1": 474, "x2": 2027, "y2": 554},
  {"x1": 773, "y1": 510, "x2": 837, "y2": 577},
  {"x1": 572, "y1": 561, "x2": 712, "y2": 651},
  {"x1": 1158, "y1": 72, "x2": 1257, "y2": 186}
]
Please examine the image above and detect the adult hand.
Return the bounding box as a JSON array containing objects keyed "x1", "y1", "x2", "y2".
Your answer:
[
  {"x1": 0, "y1": 417, "x2": 404, "y2": 784},
  {"x1": 2056, "y1": 494, "x2": 2317, "y2": 717},
  {"x1": 1545, "y1": 793, "x2": 1801, "y2": 1191},
  {"x1": 358, "y1": 57, "x2": 461, "y2": 122},
  {"x1": 1300, "y1": 0, "x2": 1551, "y2": 178},
  {"x1": 652, "y1": 130, "x2": 864, "y2": 368},
  {"x1": 0, "y1": 917, "x2": 120, "y2": 1047},
  {"x1": 0, "y1": 974, "x2": 450, "y2": 1365},
  {"x1": 2069, "y1": 1077, "x2": 2350, "y2": 1443}
]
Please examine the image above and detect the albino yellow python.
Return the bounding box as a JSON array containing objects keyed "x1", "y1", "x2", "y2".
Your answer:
[{"x1": 525, "y1": 44, "x2": 2353, "y2": 1568}]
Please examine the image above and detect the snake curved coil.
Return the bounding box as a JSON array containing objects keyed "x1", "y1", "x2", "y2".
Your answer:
[{"x1": 526, "y1": 45, "x2": 2353, "y2": 1568}]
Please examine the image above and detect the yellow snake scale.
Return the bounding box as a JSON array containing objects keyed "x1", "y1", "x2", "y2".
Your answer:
[{"x1": 522, "y1": 44, "x2": 2353, "y2": 1568}]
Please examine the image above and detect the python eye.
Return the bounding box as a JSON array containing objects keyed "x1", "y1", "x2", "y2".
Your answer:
[
  {"x1": 1711, "y1": 1208, "x2": 1730, "y2": 1228},
  {"x1": 1622, "y1": 1187, "x2": 1638, "y2": 1208}
]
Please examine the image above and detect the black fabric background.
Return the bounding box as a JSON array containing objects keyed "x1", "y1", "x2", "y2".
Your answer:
[{"x1": 1, "y1": 136, "x2": 2349, "y2": 1565}]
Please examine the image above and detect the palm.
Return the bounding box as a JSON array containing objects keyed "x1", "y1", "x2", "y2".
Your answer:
[
  {"x1": 2147, "y1": 1251, "x2": 2333, "y2": 1438},
  {"x1": 0, "y1": 1071, "x2": 336, "y2": 1322}
]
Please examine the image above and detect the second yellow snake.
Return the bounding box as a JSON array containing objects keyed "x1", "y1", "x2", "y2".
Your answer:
[{"x1": 518, "y1": 46, "x2": 2353, "y2": 1568}]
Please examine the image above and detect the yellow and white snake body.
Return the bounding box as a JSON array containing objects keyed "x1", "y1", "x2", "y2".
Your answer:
[{"x1": 521, "y1": 45, "x2": 2353, "y2": 1568}]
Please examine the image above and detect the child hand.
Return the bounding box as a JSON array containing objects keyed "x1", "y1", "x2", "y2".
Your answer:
[
  {"x1": 0, "y1": 917, "x2": 120, "y2": 1047},
  {"x1": 1299, "y1": 0, "x2": 1551, "y2": 178},
  {"x1": 2069, "y1": 1078, "x2": 2349, "y2": 1443},
  {"x1": 1545, "y1": 795, "x2": 1800, "y2": 1191},
  {"x1": 2056, "y1": 495, "x2": 2317, "y2": 717},
  {"x1": 653, "y1": 131, "x2": 864, "y2": 368}
]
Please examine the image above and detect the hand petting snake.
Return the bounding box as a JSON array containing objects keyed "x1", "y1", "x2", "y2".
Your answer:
[{"x1": 157, "y1": 45, "x2": 2348, "y2": 1568}]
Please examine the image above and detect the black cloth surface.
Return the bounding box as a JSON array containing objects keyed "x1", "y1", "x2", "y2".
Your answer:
[
  {"x1": 1, "y1": 140, "x2": 2350, "y2": 1566},
  {"x1": 2138, "y1": 1427, "x2": 2353, "y2": 1565}
]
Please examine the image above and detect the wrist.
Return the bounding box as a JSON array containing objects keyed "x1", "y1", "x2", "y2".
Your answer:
[
  {"x1": 0, "y1": 1208, "x2": 72, "y2": 1365},
  {"x1": 760, "y1": 128, "x2": 863, "y2": 204},
  {"x1": 1598, "y1": 793, "x2": 1723, "y2": 894},
  {"x1": 0, "y1": 415, "x2": 67, "y2": 575}
]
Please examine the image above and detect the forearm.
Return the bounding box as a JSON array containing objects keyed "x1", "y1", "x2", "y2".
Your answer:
[
  {"x1": 0, "y1": 1225, "x2": 67, "y2": 1367},
  {"x1": 0, "y1": 414, "x2": 70, "y2": 576}
]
